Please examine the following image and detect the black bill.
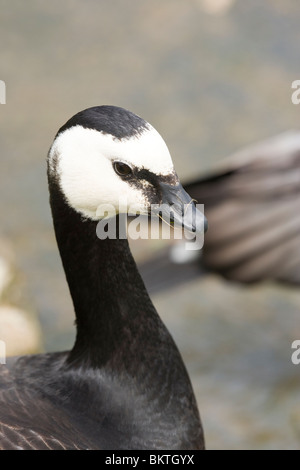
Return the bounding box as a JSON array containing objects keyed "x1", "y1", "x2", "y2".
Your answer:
[{"x1": 151, "y1": 182, "x2": 208, "y2": 233}]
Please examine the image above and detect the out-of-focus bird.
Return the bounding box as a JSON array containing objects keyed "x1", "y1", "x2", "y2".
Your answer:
[{"x1": 139, "y1": 131, "x2": 300, "y2": 294}]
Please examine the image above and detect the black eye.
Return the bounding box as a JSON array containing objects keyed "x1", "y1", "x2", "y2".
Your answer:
[{"x1": 113, "y1": 161, "x2": 133, "y2": 177}]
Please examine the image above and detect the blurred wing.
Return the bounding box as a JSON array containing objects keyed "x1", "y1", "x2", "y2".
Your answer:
[
  {"x1": 137, "y1": 245, "x2": 206, "y2": 294},
  {"x1": 138, "y1": 131, "x2": 300, "y2": 293},
  {"x1": 186, "y1": 131, "x2": 300, "y2": 284}
]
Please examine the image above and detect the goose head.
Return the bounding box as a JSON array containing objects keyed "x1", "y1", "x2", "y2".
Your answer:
[{"x1": 48, "y1": 105, "x2": 207, "y2": 233}]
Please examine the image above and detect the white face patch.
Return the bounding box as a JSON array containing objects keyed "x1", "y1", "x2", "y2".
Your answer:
[{"x1": 48, "y1": 125, "x2": 175, "y2": 220}]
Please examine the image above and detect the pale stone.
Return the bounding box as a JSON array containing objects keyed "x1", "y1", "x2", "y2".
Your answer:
[
  {"x1": 0, "y1": 305, "x2": 42, "y2": 357},
  {"x1": 0, "y1": 256, "x2": 13, "y2": 299},
  {"x1": 198, "y1": 0, "x2": 236, "y2": 15},
  {"x1": 0, "y1": 239, "x2": 15, "y2": 299}
]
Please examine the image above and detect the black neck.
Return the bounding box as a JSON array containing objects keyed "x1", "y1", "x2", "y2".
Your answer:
[
  {"x1": 48, "y1": 178, "x2": 204, "y2": 448},
  {"x1": 50, "y1": 181, "x2": 153, "y2": 366},
  {"x1": 49, "y1": 180, "x2": 180, "y2": 369}
]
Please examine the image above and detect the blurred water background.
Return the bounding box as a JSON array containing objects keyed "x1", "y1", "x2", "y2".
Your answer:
[{"x1": 0, "y1": 0, "x2": 300, "y2": 449}]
